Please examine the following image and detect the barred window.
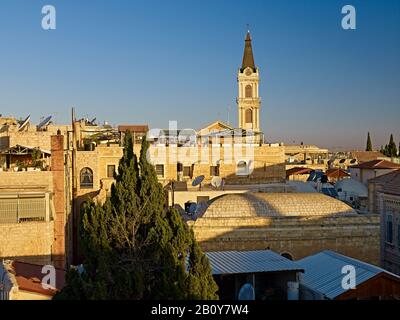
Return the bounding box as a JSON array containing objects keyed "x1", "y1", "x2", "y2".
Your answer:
[
  {"x1": 183, "y1": 166, "x2": 192, "y2": 177},
  {"x1": 398, "y1": 224, "x2": 400, "y2": 248},
  {"x1": 107, "y1": 165, "x2": 116, "y2": 178},
  {"x1": 155, "y1": 164, "x2": 164, "y2": 178},
  {"x1": 387, "y1": 214, "x2": 393, "y2": 244}
]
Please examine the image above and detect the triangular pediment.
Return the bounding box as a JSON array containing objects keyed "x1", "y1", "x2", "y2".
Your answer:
[{"x1": 197, "y1": 120, "x2": 233, "y2": 135}]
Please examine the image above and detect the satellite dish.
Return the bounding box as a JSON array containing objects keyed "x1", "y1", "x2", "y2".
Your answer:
[
  {"x1": 188, "y1": 202, "x2": 197, "y2": 215},
  {"x1": 211, "y1": 176, "x2": 223, "y2": 189},
  {"x1": 37, "y1": 116, "x2": 52, "y2": 130},
  {"x1": 192, "y1": 175, "x2": 205, "y2": 187},
  {"x1": 18, "y1": 115, "x2": 30, "y2": 131},
  {"x1": 238, "y1": 283, "x2": 255, "y2": 300}
]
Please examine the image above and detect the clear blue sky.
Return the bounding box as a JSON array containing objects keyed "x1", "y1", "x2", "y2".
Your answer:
[{"x1": 0, "y1": 0, "x2": 399, "y2": 151}]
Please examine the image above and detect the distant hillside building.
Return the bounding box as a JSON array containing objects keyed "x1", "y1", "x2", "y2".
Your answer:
[
  {"x1": 351, "y1": 151, "x2": 386, "y2": 164},
  {"x1": 349, "y1": 159, "x2": 400, "y2": 186}
]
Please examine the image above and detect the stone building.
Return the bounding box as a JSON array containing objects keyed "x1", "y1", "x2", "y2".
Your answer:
[
  {"x1": 141, "y1": 31, "x2": 286, "y2": 186},
  {"x1": 0, "y1": 115, "x2": 70, "y2": 152},
  {"x1": 0, "y1": 134, "x2": 67, "y2": 268},
  {"x1": 368, "y1": 170, "x2": 400, "y2": 275},
  {"x1": 284, "y1": 144, "x2": 329, "y2": 170},
  {"x1": 191, "y1": 193, "x2": 380, "y2": 265},
  {"x1": 349, "y1": 159, "x2": 400, "y2": 186}
]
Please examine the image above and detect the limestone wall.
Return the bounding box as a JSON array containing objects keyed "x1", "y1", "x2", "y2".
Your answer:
[
  {"x1": 1, "y1": 125, "x2": 70, "y2": 151},
  {"x1": 75, "y1": 145, "x2": 123, "y2": 197},
  {"x1": 146, "y1": 143, "x2": 286, "y2": 184},
  {"x1": 0, "y1": 171, "x2": 53, "y2": 192},
  {"x1": 0, "y1": 221, "x2": 55, "y2": 265},
  {"x1": 192, "y1": 215, "x2": 381, "y2": 265}
]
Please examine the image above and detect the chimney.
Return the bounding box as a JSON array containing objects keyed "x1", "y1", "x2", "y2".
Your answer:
[{"x1": 51, "y1": 134, "x2": 66, "y2": 269}]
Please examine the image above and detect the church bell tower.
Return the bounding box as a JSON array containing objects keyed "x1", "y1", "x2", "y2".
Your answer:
[{"x1": 237, "y1": 31, "x2": 260, "y2": 132}]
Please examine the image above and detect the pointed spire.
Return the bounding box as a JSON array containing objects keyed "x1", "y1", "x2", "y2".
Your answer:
[{"x1": 241, "y1": 30, "x2": 256, "y2": 72}]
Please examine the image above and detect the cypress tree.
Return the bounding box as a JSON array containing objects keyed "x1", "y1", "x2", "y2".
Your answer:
[
  {"x1": 366, "y1": 132, "x2": 372, "y2": 151},
  {"x1": 388, "y1": 134, "x2": 398, "y2": 157},
  {"x1": 55, "y1": 132, "x2": 218, "y2": 300}
]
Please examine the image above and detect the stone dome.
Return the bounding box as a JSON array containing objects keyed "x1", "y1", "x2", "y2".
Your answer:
[{"x1": 203, "y1": 193, "x2": 357, "y2": 218}]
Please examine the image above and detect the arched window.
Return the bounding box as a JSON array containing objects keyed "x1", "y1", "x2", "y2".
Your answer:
[
  {"x1": 80, "y1": 167, "x2": 93, "y2": 188},
  {"x1": 281, "y1": 252, "x2": 293, "y2": 261},
  {"x1": 245, "y1": 109, "x2": 253, "y2": 124},
  {"x1": 245, "y1": 85, "x2": 252, "y2": 98}
]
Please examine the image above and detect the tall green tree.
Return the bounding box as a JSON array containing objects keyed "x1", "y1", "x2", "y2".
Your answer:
[
  {"x1": 55, "y1": 132, "x2": 218, "y2": 300},
  {"x1": 387, "y1": 134, "x2": 398, "y2": 157},
  {"x1": 365, "y1": 132, "x2": 372, "y2": 151}
]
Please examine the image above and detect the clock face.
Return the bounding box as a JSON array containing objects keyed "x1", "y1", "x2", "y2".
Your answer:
[{"x1": 245, "y1": 68, "x2": 252, "y2": 76}]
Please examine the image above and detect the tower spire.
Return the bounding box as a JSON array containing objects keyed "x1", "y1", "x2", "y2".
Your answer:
[{"x1": 241, "y1": 30, "x2": 256, "y2": 72}]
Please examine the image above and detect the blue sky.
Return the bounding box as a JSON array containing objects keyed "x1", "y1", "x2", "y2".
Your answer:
[{"x1": 0, "y1": 0, "x2": 399, "y2": 150}]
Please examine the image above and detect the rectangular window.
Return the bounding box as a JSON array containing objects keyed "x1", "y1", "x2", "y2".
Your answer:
[
  {"x1": 177, "y1": 163, "x2": 183, "y2": 172},
  {"x1": 197, "y1": 196, "x2": 210, "y2": 204},
  {"x1": 398, "y1": 224, "x2": 400, "y2": 248},
  {"x1": 387, "y1": 214, "x2": 393, "y2": 244},
  {"x1": 210, "y1": 166, "x2": 219, "y2": 176},
  {"x1": 155, "y1": 164, "x2": 164, "y2": 178},
  {"x1": 183, "y1": 166, "x2": 192, "y2": 177},
  {"x1": 107, "y1": 165, "x2": 116, "y2": 178}
]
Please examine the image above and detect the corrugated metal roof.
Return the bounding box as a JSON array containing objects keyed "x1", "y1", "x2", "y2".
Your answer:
[
  {"x1": 297, "y1": 250, "x2": 400, "y2": 299},
  {"x1": 205, "y1": 250, "x2": 304, "y2": 275}
]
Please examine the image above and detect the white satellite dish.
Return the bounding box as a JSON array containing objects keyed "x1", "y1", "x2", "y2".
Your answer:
[
  {"x1": 192, "y1": 175, "x2": 205, "y2": 187},
  {"x1": 18, "y1": 115, "x2": 30, "y2": 131},
  {"x1": 37, "y1": 115, "x2": 52, "y2": 130},
  {"x1": 238, "y1": 283, "x2": 255, "y2": 300},
  {"x1": 211, "y1": 176, "x2": 223, "y2": 189}
]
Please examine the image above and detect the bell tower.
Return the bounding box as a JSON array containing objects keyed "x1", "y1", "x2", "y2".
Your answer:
[{"x1": 237, "y1": 31, "x2": 260, "y2": 132}]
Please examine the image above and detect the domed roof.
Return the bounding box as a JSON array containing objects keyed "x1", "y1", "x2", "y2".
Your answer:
[
  {"x1": 335, "y1": 179, "x2": 368, "y2": 198},
  {"x1": 203, "y1": 193, "x2": 356, "y2": 218},
  {"x1": 287, "y1": 181, "x2": 317, "y2": 193}
]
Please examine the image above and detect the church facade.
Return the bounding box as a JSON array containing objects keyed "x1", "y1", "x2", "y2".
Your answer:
[{"x1": 145, "y1": 31, "x2": 286, "y2": 186}]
